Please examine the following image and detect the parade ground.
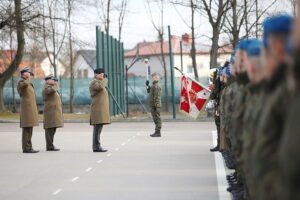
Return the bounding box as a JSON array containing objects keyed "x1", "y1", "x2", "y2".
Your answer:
[{"x1": 0, "y1": 122, "x2": 230, "y2": 200}]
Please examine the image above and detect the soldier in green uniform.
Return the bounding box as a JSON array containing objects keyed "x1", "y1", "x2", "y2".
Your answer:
[
  {"x1": 209, "y1": 67, "x2": 222, "y2": 151},
  {"x1": 42, "y1": 75, "x2": 63, "y2": 151},
  {"x1": 146, "y1": 73, "x2": 162, "y2": 137},
  {"x1": 251, "y1": 15, "x2": 293, "y2": 200},
  {"x1": 89, "y1": 68, "x2": 111, "y2": 152},
  {"x1": 240, "y1": 39, "x2": 264, "y2": 199},
  {"x1": 17, "y1": 67, "x2": 39, "y2": 153},
  {"x1": 278, "y1": 10, "x2": 300, "y2": 199}
]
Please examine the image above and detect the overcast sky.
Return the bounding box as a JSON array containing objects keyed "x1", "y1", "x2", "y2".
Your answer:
[{"x1": 70, "y1": 0, "x2": 293, "y2": 50}]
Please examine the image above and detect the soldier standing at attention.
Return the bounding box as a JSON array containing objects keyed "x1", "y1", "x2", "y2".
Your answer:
[
  {"x1": 17, "y1": 67, "x2": 39, "y2": 153},
  {"x1": 42, "y1": 75, "x2": 63, "y2": 151},
  {"x1": 89, "y1": 68, "x2": 111, "y2": 152},
  {"x1": 146, "y1": 73, "x2": 162, "y2": 137}
]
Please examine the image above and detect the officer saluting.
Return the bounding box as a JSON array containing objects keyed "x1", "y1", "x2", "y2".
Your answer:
[
  {"x1": 42, "y1": 75, "x2": 63, "y2": 151},
  {"x1": 17, "y1": 67, "x2": 39, "y2": 153},
  {"x1": 146, "y1": 73, "x2": 162, "y2": 137},
  {"x1": 89, "y1": 68, "x2": 111, "y2": 152}
]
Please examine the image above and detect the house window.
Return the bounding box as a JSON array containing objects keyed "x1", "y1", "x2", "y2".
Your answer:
[
  {"x1": 84, "y1": 69, "x2": 88, "y2": 78},
  {"x1": 77, "y1": 70, "x2": 82, "y2": 78},
  {"x1": 187, "y1": 65, "x2": 193, "y2": 73}
]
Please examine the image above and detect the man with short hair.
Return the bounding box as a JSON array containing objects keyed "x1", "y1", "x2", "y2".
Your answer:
[
  {"x1": 146, "y1": 73, "x2": 162, "y2": 137},
  {"x1": 89, "y1": 68, "x2": 111, "y2": 152},
  {"x1": 42, "y1": 75, "x2": 63, "y2": 151},
  {"x1": 17, "y1": 66, "x2": 39, "y2": 153}
]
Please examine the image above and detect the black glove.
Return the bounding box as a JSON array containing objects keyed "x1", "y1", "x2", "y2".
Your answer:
[
  {"x1": 152, "y1": 107, "x2": 157, "y2": 111},
  {"x1": 146, "y1": 80, "x2": 149, "y2": 86}
]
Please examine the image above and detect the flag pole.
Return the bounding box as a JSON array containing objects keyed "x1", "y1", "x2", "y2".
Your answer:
[{"x1": 174, "y1": 67, "x2": 211, "y2": 91}]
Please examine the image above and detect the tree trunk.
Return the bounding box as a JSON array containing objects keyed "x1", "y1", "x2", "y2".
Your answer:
[
  {"x1": 0, "y1": 0, "x2": 25, "y2": 111},
  {"x1": 232, "y1": 0, "x2": 239, "y2": 48},
  {"x1": 190, "y1": 1, "x2": 199, "y2": 80},
  {"x1": 68, "y1": 0, "x2": 74, "y2": 113},
  {"x1": 209, "y1": 27, "x2": 219, "y2": 69}
]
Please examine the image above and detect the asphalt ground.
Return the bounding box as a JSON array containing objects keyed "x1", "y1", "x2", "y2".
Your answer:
[{"x1": 0, "y1": 122, "x2": 227, "y2": 200}]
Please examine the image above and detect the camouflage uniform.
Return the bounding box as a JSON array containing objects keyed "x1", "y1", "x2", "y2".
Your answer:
[
  {"x1": 148, "y1": 80, "x2": 162, "y2": 134},
  {"x1": 251, "y1": 64, "x2": 289, "y2": 200}
]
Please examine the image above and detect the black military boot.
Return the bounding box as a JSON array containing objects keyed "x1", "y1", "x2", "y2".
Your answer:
[
  {"x1": 150, "y1": 132, "x2": 161, "y2": 137},
  {"x1": 210, "y1": 146, "x2": 219, "y2": 152},
  {"x1": 93, "y1": 146, "x2": 107, "y2": 152}
]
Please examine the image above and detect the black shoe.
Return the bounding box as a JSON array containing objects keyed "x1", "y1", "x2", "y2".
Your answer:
[
  {"x1": 150, "y1": 133, "x2": 161, "y2": 137},
  {"x1": 47, "y1": 148, "x2": 60, "y2": 151},
  {"x1": 210, "y1": 146, "x2": 219, "y2": 152},
  {"x1": 23, "y1": 149, "x2": 39, "y2": 153},
  {"x1": 93, "y1": 147, "x2": 108, "y2": 152}
]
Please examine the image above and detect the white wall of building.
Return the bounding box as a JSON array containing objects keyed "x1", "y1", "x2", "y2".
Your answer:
[
  {"x1": 41, "y1": 54, "x2": 66, "y2": 77},
  {"x1": 73, "y1": 54, "x2": 94, "y2": 78}
]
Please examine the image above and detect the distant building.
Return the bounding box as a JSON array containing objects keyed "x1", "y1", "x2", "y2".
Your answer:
[
  {"x1": 73, "y1": 50, "x2": 96, "y2": 78},
  {"x1": 0, "y1": 50, "x2": 67, "y2": 78},
  {"x1": 124, "y1": 34, "x2": 233, "y2": 78}
]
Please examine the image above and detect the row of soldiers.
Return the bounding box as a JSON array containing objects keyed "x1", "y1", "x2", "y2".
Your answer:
[{"x1": 210, "y1": 13, "x2": 300, "y2": 200}]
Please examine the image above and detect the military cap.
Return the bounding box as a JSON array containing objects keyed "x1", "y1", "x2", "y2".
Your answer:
[
  {"x1": 246, "y1": 39, "x2": 262, "y2": 56},
  {"x1": 94, "y1": 68, "x2": 105, "y2": 74},
  {"x1": 263, "y1": 14, "x2": 293, "y2": 35},
  {"x1": 45, "y1": 75, "x2": 55, "y2": 81},
  {"x1": 238, "y1": 39, "x2": 251, "y2": 50},
  {"x1": 20, "y1": 66, "x2": 31, "y2": 74},
  {"x1": 263, "y1": 14, "x2": 293, "y2": 48},
  {"x1": 226, "y1": 66, "x2": 231, "y2": 76},
  {"x1": 218, "y1": 66, "x2": 223, "y2": 76}
]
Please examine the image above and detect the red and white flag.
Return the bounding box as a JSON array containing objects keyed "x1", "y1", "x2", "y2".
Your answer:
[{"x1": 179, "y1": 75, "x2": 211, "y2": 119}]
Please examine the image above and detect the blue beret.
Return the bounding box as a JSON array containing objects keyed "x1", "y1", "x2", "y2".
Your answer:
[
  {"x1": 238, "y1": 39, "x2": 249, "y2": 50},
  {"x1": 246, "y1": 40, "x2": 262, "y2": 56},
  {"x1": 218, "y1": 66, "x2": 223, "y2": 76},
  {"x1": 20, "y1": 66, "x2": 31, "y2": 74},
  {"x1": 226, "y1": 66, "x2": 231, "y2": 76},
  {"x1": 230, "y1": 56, "x2": 235, "y2": 64},
  {"x1": 263, "y1": 14, "x2": 293, "y2": 35}
]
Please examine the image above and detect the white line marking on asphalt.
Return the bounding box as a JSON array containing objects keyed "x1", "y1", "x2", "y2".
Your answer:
[
  {"x1": 115, "y1": 148, "x2": 119, "y2": 151},
  {"x1": 212, "y1": 131, "x2": 231, "y2": 200},
  {"x1": 53, "y1": 188, "x2": 62, "y2": 195},
  {"x1": 121, "y1": 143, "x2": 126, "y2": 146},
  {"x1": 85, "y1": 167, "x2": 92, "y2": 172},
  {"x1": 71, "y1": 177, "x2": 79, "y2": 182},
  {"x1": 97, "y1": 160, "x2": 103, "y2": 164},
  {"x1": 107, "y1": 153, "x2": 112, "y2": 157}
]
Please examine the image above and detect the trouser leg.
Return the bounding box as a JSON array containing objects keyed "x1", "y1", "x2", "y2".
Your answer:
[
  {"x1": 45, "y1": 128, "x2": 56, "y2": 149},
  {"x1": 93, "y1": 124, "x2": 103, "y2": 150},
  {"x1": 22, "y1": 127, "x2": 33, "y2": 151},
  {"x1": 151, "y1": 108, "x2": 161, "y2": 133},
  {"x1": 215, "y1": 116, "x2": 220, "y2": 147}
]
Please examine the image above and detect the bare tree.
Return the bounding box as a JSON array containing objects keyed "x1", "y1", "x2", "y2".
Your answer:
[
  {"x1": 199, "y1": 0, "x2": 231, "y2": 69},
  {"x1": 117, "y1": 0, "x2": 129, "y2": 41},
  {"x1": 95, "y1": 0, "x2": 112, "y2": 34},
  {"x1": 223, "y1": 0, "x2": 278, "y2": 48},
  {"x1": 41, "y1": 0, "x2": 68, "y2": 77},
  {"x1": 171, "y1": 0, "x2": 199, "y2": 80},
  {"x1": 0, "y1": 0, "x2": 25, "y2": 111},
  {"x1": 146, "y1": 0, "x2": 169, "y2": 112}
]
